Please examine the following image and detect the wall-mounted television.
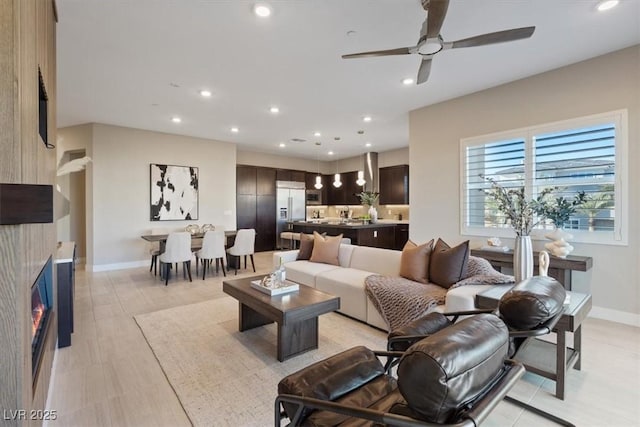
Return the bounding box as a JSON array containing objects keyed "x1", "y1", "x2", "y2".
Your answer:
[{"x1": 38, "y1": 68, "x2": 53, "y2": 149}]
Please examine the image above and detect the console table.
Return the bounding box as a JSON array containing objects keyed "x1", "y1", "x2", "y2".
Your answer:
[
  {"x1": 55, "y1": 241, "x2": 76, "y2": 348},
  {"x1": 470, "y1": 248, "x2": 592, "y2": 290},
  {"x1": 476, "y1": 284, "x2": 592, "y2": 400}
]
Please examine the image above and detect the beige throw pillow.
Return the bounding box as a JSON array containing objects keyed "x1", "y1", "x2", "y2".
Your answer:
[
  {"x1": 399, "y1": 239, "x2": 434, "y2": 283},
  {"x1": 429, "y1": 238, "x2": 470, "y2": 289},
  {"x1": 309, "y1": 232, "x2": 343, "y2": 265}
]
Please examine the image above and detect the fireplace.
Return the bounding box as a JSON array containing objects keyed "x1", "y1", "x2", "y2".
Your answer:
[{"x1": 32, "y1": 256, "x2": 53, "y2": 381}]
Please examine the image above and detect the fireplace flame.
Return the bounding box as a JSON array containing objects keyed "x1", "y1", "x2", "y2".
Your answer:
[{"x1": 32, "y1": 303, "x2": 45, "y2": 338}]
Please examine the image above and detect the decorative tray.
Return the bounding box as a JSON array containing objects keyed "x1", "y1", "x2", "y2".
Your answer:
[{"x1": 250, "y1": 279, "x2": 299, "y2": 296}]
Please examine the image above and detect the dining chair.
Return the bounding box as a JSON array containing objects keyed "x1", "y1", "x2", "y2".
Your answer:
[
  {"x1": 149, "y1": 227, "x2": 168, "y2": 276},
  {"x1": 185, "y1": 224, "x2": 204, "y2": 268},
  {"x1": 196, "y1": 230, "x2": 227, "y2": 279},
  {"x1": 226, "y1": 228, "x2": 256, "y2": 275},
  {"x1": 158, "y1": 232, "x2": 193, "y2": 285}
]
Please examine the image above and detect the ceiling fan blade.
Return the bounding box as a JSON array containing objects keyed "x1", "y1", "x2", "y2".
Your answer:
[
  {"x1": 449, "y1": 26, "x2": 535, "y2": 49},
  {"x1": 426, "y1": 0, "x2": 449, "y2": 39},
  {"x1": 342, "y1": 47, "x2": 413, "y2": 59},
  {"x1": 416, "y1": 57, "x2": 432, "y2": 84}
]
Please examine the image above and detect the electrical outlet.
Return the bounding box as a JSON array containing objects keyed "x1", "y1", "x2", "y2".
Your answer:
[
  {"x1": 373, "y1": 230, "x2": 378, "y2": 238},
  {"x1": 388, "y1": 210, "x2": 392, "y2": 215}
]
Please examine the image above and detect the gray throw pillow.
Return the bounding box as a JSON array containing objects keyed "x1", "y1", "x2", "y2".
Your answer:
[
  {"x1": 429, "y1": 239, "x2": 470, "y2": 289},
  {"x1": 296, "y1": 233, "x2": 314, "y2": 260}
]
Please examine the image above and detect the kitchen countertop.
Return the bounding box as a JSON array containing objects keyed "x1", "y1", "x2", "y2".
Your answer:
[{"x1": 293, "y1": 221, "x2": 397, "y2": 229}]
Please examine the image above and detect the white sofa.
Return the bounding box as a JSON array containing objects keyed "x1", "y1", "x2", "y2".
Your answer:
[{"x1": 273, "y1": 244, "x2": 496, "y2": 331}]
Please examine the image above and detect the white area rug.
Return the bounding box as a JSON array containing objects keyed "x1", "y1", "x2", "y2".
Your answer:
[{"x1": 135, "y1": 296, "x2": 386, "y2": 426}]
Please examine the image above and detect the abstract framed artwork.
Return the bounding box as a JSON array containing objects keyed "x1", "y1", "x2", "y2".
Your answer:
[{"x1": 150, "y1": 163, "x2": 199, "y2": 221}]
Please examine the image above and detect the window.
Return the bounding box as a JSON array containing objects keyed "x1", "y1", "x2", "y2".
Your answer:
[{"x1": 461, "y1": 110, "x2": 628, "y2": 245}]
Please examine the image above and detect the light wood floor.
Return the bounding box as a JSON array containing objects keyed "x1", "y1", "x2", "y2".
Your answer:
[{"x1": 46, "y1": 252, "x2": 640, "y2": 426}]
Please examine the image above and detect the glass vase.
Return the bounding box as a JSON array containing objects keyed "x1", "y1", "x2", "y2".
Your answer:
[{"x1": 513, "y1": 235, "x2": 533, "y2": 283}]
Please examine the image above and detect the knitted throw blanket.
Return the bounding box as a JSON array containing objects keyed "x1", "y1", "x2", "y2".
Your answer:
[
  {"x1": 365, "y1": 276, "x2": 447, "y2": 330},
  {"x1": 365, "y1": 256, "x2": 514, "y2": 330}
]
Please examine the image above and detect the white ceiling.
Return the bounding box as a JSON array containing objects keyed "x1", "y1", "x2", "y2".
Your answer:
[{"x1": 56, "y1": 0, "x2": 640, "y2": 161}]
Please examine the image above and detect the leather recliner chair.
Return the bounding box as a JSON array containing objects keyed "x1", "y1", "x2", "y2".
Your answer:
[
  {"x1": 385, "y1": 276, "x2": 573, "y2": 427},
  {"x1": 276, "y1": 313, "x2": 525, "y2": 426}
]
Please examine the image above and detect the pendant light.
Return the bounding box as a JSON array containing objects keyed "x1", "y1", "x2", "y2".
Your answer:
[
  {"x1": 333, "y1": 157, "x2": 342, "y2": 188},
  {"x1": 356, "y1": 170, "x2": 366, "y2": 187},
  {"x1": 314, "y1": 142, "x2": 323, "y2": 189}
]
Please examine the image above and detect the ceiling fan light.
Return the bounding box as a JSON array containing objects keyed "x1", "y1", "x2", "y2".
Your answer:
[
  {"x1": 356, "y1": 170, "x2": 366, "y2": 186},
  {"x1": 597, "y1": 0, "x2": 619, "y2": 11},
  {"x1": 333, "y1": 173, "x2": 342, "y2": 188},
  {"x1": 314, "y1": 175, "x2": 323, "y2": 189}
]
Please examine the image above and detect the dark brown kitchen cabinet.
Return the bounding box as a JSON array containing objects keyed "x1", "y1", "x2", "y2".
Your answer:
[
  {"x1": 236, "y1": 165, "x2": 276, "y2": 251},
  {"x1": 326, "y1": 174, "x2": 345, "y2": 205},
  {"x1": 257, "y1": 167, "x2": 276, "y2": 196},
  {"x1": 236, "y1": 194, "x2": 256, "y2": 229},
  {"x1": 305, "y1": 172, "x2": 328, "y2": 202},
  {"x1": 379, "y1": 165, "x2": 409, "y2": 205},
  {"x1": 325, "y1": 171, "x2": 361, "y2": 206},
  {"x1": 394, "y1": 224, "x2": 409, "y2": 250},
  {"x1": 357, "y1": 226, "x2": 396, "y2": 249},
  {"x1": 343, "y1": 171, "x2": 362, "y2": 205},
  {"x1": 290, "y1": 170, "x2": 306, "y2": 182},
  {"x1": 277, "y1": 169, "x2": 306, "y2": 182},
  {"x1": 256, "y1": 195, "x2": 276, "y2": 251},
  {"x1": 236, "y1": 166, "x2": 257, "y2": 195}
]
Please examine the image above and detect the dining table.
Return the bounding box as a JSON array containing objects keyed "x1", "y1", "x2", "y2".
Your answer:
[
  {"x1": 141, "y1": 230, "x2": 238, "y2": 252},
  {"x1": 141, "y1": 230, "x2": 239, "y2": 277}
]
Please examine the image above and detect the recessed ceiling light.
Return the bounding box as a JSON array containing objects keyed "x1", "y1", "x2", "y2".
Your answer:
[
  {"x1": 363, "y1": 116, "x2": 372, "y2": 122},
  {"x1": 365, "y1": 142, "x2": 372, "y2": 147},
  {"x1": 597, "y1": 0, "x2": 619, "y2": 11},
  {"x1": 279, "y1": 143, "x2": 286, "y2": 148},
  {"x1": 270, "y1": 106, "x2": 279, "y2": 113},
  {"x1": 254, "y1": 3, "x2": 271, "y2": 17},
  {"x1": 199, "y1": 89, "x2": 212, "y2": 97},
  {"x1": 402, "y1": 78, "x2": 414, "y2": 85},
  {"x1": 328, "y1": 151, "x2": 334, "y2": 155},
  {"x1": 230, "y1": 127, "x2": 239, "y2": 133},
  {"x1": 171, "y1": 116, "x2": 182, "y2": 123},
  {"x1": 313, "y1": 131, "x2": 321, "y2": 137}
]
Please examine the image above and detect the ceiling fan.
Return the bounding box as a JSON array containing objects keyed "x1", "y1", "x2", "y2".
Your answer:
[{"x1": 342, "y1": 0, "x2": 535, "y2": 84}]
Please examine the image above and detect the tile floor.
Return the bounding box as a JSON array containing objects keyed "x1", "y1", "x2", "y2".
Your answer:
[{"x1": 45, "y1": 251, "x2": 640, "y2": 426}]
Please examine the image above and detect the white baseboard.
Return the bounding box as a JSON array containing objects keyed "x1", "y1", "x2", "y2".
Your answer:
[
  {"x1": 590, "y1": 305, "x2": 640, "y2": 327},
  {"x1": 89, "y1": 260, "x2": 148, "y2": 272}
]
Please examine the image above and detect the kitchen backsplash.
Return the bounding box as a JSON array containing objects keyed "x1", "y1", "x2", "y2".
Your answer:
[{"x1": 306, "y1": 205, "x2": 409, "y2": 221}]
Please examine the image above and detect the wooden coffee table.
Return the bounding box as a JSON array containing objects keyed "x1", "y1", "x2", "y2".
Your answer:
[{"x1": 223, "y1": 276, "x2": 340, "y2": 362}]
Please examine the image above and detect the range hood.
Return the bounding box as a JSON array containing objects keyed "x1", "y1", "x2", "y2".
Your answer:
[{"x1": 362, "y1": 152, "x2": 378, "y2": 193}]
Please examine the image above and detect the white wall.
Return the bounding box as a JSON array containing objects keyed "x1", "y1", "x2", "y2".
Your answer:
[
  {"x1": 81, "y1": 124, "x2": 236, "y2": 271},
  {"x1": 237, "y1": 150, "x2": 323, "y2": 172},
  {"x1": 410, "y1": 46, "x2": 640, "y2": 325},
  {"x1": 238, "y1": 147, "x2": 409, "y2": 174},
  {"x1": 56, "y1": 124, "x2": 91, "y2": 258}
]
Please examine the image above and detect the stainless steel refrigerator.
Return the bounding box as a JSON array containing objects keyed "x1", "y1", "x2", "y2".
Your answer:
[{"x1": 276, "y1": 181, "x2": 306, "y2": 248}]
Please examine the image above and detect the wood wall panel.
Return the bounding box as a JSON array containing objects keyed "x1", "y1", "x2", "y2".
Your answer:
[
  {"x1": 0, "y1": 0, "x2": 57, "y2": 424},
  {"x1": 0, "y1": 0, "x2": 19, "y2": 183}
]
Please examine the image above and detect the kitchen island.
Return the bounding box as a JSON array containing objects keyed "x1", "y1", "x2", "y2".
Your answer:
[{"x1": 292, "y1": 221, "x2": 398, "y2": 249}]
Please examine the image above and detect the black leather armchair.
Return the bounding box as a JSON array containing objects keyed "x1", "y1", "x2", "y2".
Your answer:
[
  {"x1": 275, "y1": 313, "x2": 525, "y2": 426},
  {"x1": 386, "y1": 276, "x2": 573, "y2": 427}
]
